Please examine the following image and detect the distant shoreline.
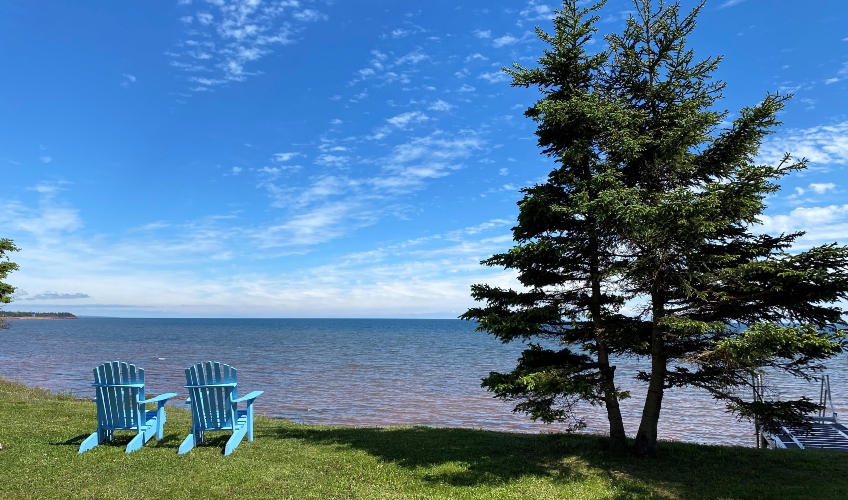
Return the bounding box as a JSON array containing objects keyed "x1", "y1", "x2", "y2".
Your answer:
[
  {"x1": 4, "y1": 316, "x2": 78, "y2": 320},
  {"x1": 1, "y1": 312, "x2": 78, "y2": 320}
]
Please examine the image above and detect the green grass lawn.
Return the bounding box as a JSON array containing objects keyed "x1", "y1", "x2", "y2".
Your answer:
[{"x1": 2, "y1": 377, "x2": 848, "y2": 499}]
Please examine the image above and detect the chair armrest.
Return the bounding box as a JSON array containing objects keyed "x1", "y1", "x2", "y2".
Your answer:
[
  {"x1": 138, "y1": 392, "x2": 178, "y2": 404},
  {"x1": 232, "y1": 390, "x2": 263, "y2": 403},
  {"x1": 185, "y1": 397, "x2": 191, "y2": 404}
]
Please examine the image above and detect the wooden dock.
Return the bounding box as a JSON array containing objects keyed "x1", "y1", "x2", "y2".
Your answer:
[
  {"x1": 762, "y1": 375, "x2": 848, "y2": 451},
  {"x1": 767, "y1": 417, "x2": 848, "y2": 451}
]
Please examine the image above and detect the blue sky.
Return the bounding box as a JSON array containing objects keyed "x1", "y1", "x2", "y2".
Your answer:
[{"x1": 1, "y1": 0, "x2": 847, "y2": 317}]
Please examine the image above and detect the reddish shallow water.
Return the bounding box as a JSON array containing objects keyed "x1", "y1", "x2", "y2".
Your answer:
[{"x1": 2, "y1": 318, "x2": 846, "y2": 447}]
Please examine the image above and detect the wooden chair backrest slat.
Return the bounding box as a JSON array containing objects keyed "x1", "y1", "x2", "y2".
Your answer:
[
  {"x1": 186, "y1": 361, "x2": 238, "y2": 431},
  {"x1": 93, "y1": 361, "x2": 144, "y2": 430}
]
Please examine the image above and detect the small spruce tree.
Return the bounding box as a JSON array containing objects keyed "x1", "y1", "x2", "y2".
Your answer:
[{"x1": 0, "y1": 238, "x2": 20, "y2": 330}]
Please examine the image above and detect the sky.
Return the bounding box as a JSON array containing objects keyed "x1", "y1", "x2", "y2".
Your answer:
[{"x1": 1, "y1": 0, "x2": 847, "y2": 318}]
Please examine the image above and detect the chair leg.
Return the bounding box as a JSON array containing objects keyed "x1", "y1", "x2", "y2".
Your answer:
[
  {"x1": 178, "y1": 433, "x2": 196, "y2": 454},
  {"x1": 125, "y1": 431, "x2": 147, "y2": 454},
  {"x1": 247, "y1": 401, "x2": 255, "y2": 442},
  {"x1": 78, "y1": 431, "x2": 100, "y2": 454},
  {"x1": 156, "y1": 404, "x2": 167, "y2": 440},
  {"x1": 224, "y1": 425, "x2": 248, "y2": 456}
]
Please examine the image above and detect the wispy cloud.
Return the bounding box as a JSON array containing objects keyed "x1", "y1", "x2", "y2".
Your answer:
[
  {"x1": 717, "y1": 0, "x2": 747, "y2": 9},
  {"x1": 121, "y1": 73, "x2": 137, "y2": 88},
  {"x1": 1, "y1": 183, "x2": 82, "y2": 242},
  {"x1": 809, "y1": 182, "x2": 836, "y2": 194},
  {"x1": 39, "y1": 156, "x2": 52, "y2": 164},
  {"x1": 427, "y1": 99, "x2": 454, "y2": 111},
  {"x1": 478, "y1": 71, "x2": 510, "y2": 84},
  {"x1": 170, "y1": 0, "x2": 327, "y2": 92},
  {"x1": 457, "y1": 218, "x2": 512, "y2": 235},
  {"x1": 518, "y1": 1, "x2": 554, "y2": 22},
  {"x1": 24, "y1": 292, "x2": 90, "y2": 300},
  {"x1": 787, "y1": 182, "x2": 838, "y2": 204},
  {"x1": 492, "y1": 34, "x2": 520, "y2": 47},
  {"x1": 824, "y1": 62, "x2": 848, "y2": 85},
  {"x1": 3, "y1": 182, "x2": 517, "y2": 316},
  {"x1": 347, "y1": 49, "x2": 428, "y2": 87},
  {"x1": 293, "y1": 9, "x2": 327, "y2": 22},
  {"x1": 375, "y1": 133, "x2": 484, "y2": 193},
  {"x1": 273, "y1": 152, "x2": 301, "y2": 162},
  {"x1": 383, "y1": 22, "x2": 426, "y2": 40},
  {"x1": 256, "y1": 132, "x2": 485, "y2": 247},
  {"x1": 395, "y1": 50, "x2": 429, "y2": 65},
  {"x1": 315, "y1": 154, "x2": 349, "y2": 167},
  {"x1": 760, "y1": 121, "x2": 848, "y2": 167},
  {"x1": 386, "y1": 111, "x2": 429, "y2": 128},
  {"x1": 757, "y1": 204, "x2": 848, "y2": 249}
]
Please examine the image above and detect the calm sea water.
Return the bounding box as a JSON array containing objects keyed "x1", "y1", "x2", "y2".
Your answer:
[{"x1": 2, "y1": 317, "x2": 846, "y2": 447}]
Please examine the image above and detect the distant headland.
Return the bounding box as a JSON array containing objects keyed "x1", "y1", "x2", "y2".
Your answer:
[{"x1": 0, "y1": 311, "x2": 78, "y2": 320}]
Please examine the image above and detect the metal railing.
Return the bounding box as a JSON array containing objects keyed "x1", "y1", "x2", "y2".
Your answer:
[{"x1": 816, "y1": 374, "x2": 837, "y2": 423}]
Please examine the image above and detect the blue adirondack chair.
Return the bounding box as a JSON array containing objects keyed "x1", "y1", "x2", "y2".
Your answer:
[
  {"x1": 78, "y1": 361, "x2": 177, "y2": 454},
  {"x1": 178, "y1": 361, "x2": 263, "y2": 455}
]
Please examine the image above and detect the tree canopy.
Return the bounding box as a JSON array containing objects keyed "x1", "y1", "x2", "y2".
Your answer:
[{"x1": 463, "y1": 0, "x2": 848, "y2": 455}]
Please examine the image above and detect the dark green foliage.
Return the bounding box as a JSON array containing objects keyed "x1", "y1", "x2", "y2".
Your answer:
[
  {"x1": 0, "y1": 239, "x2": 20, "y2": 330},
  {"x1": 0, "y1": 312, "x2": 77, "y2": 318},
  {"x1": 465, "y1": 0, "x2": 848, "y2": 456}
]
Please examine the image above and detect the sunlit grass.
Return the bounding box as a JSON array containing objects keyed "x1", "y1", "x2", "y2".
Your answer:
[{"x1": 2, "y1": 376, "x2": 847, "y2": 499}]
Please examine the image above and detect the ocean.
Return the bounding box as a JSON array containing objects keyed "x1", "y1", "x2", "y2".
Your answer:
[{"x1": 2, "y1": 317, "x2": 846, "y2": 447}]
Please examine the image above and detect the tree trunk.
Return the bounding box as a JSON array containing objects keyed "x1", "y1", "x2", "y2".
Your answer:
[
  {"x1": 590, "y1": 251, "x2": 628, "y2": 452},
  {"x1": 634, "y1": 299, "x2": 667, "y2": 455},
  {"x1": 598, "y1": 347, "x2": 628, "y2": 451}
]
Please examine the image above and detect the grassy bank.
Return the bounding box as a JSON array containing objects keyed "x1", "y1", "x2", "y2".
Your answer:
[{"x1": 2, "y1": 378, "x2": 847, "y2": 499}]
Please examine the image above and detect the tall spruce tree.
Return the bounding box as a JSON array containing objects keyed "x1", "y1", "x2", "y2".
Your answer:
[
  {"x1": 603, "y1": 0, "x2": 848, "y2": 455},
  {"x1": 464, "y1": 0, "x2": 848, "y2": 455},
  {"x1": 461, "y1": 0, "x2": 633, "y2": 452}
]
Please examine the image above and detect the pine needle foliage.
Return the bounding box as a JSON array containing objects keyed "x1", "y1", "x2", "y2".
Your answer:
[{"x1": 0, "y1": 239, "x2": 20, "y2": 330}]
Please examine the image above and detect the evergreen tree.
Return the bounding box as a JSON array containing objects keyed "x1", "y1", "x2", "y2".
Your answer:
[
  {"x1": 465, "y1": 0, "x2": 848, "y2": 455},
  {"x1": 603, "y1": 0, "x2": 848, "y2": 455},
  {"x1": 462, "y1": 0, "x2": 633, "y2": 451},
  {"x1": 0, "y1": 239, "x2": 20, "y2": 330}
]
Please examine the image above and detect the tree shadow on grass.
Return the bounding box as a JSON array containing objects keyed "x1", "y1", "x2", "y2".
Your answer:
[
  {"x1": 269, "y1": 425, "x2": 647, "y2": 490},
  {"x1": 267, "y1": 424, "x2": 848, "y2": 499}
]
